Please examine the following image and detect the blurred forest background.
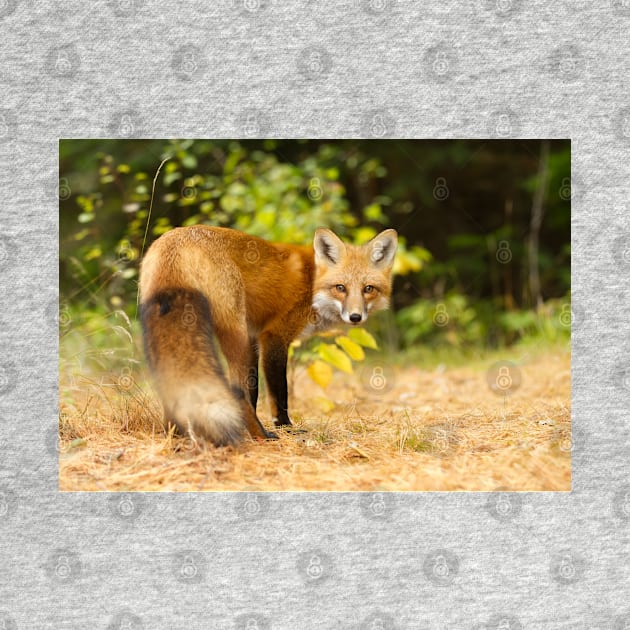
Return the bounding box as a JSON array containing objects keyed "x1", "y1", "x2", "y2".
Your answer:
[{"x1": 59, "y1": 139, "x2": 571, "y2": 371}]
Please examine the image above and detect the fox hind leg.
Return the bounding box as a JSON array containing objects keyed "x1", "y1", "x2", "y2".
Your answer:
[
  {"x1": 215, "y1": 324, "x2": 275, "y2": 440},
  {"x1": 246, "y1": 339, "x2": 259, "y2": 410}
]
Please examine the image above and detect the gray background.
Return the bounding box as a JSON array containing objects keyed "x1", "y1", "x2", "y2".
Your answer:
[{"x1": 0, "y1": 0, "x2": 628, "y2": 628}]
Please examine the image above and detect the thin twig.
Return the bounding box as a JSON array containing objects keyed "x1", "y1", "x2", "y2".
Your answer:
[{"x1": 135, "y1": 157, "x2": 171, "y2": 313}]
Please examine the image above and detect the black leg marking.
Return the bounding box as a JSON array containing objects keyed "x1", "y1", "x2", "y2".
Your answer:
[
  {"x1": 247, "y1": 340, "x2": 260, "y2": 410},
  {"x1": 262, "y1": 337, "x2": 292, "y2": 427}
]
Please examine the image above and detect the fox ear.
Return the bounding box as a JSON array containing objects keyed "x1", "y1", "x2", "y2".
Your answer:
[
  {"x1": 366, "y1": 229, "x2": 398, "y2": 269},
  {"x1": 314, "y1": 228, "x2": 345, "y2": 266}
]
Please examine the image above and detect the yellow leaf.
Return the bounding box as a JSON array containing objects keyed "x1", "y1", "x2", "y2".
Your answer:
[
  {"x1": 317, "y1": 343, "x2": 353, "y2": 374},
  {"x1": 307, "y1": 360, "x2": 334, "y2": 388},
  {"x1": 84, "y1": 246, "x2": 102, "y2": 261},
  {"x1": 335, "y1": 336, "x2": 365, "y2": 361},
  {"x1": 347, "y1": 328, "x2": 378, "y2": 349},
  {"x1": 313, "y1": 396, "x2": 335, "y2": 412}
]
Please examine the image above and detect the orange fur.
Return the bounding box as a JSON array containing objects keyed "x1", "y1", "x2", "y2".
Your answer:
[{"x1": 139, "y1": 225, "x2": 397, "y2": 445}]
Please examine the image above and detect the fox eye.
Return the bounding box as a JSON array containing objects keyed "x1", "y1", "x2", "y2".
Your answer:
[
  {"x1": 364, "y1": 285, "x2": 375, "y2": 294},
  {"x1": 335, "y1": 284, "x2": 346, "y2": 293}
]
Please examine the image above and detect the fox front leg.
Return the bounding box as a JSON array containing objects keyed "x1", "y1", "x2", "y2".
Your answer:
[{"x1": 261, "y1": 334, "x2": 292, "y2": 427}]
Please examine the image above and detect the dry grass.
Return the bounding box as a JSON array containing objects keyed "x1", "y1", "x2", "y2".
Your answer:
[{"x1": 59, "y1": 348, "x2": 571, "y2": 492}]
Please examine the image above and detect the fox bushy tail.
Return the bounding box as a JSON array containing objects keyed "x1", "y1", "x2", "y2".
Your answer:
[{"x1": 140, "y1": 289, "x2": 245, "y2": 446}]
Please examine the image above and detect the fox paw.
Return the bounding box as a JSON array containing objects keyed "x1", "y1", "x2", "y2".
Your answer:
[
  {"x1": 277, "y1": 426, "x2": 307, "y2": 434},
  {"x1": 273, "y1": 417, "x2": 292, "y2": 427}
]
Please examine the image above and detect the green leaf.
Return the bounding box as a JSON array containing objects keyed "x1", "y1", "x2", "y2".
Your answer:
[
  {"x1": 347, "y1": 328, "x2": 378, "y2": 349},
  {"x1": 181, "y1": 154, "x2": 198, "y2": 169},
  {"x1": 164, "y1": 171, "x2": 182, "y2": 186},
  {"x1": 317, "y1": 343, "x2": 353, "y2": 374},
  {"x1": 335, "y1": 336, "x2": 365, "y2": 361},
  {"x1": 354, "y1": 226, "x2": 377, "y2": 244},
  {"x1": 364, "y1": 203, "x2": 384, "y2": 221}
]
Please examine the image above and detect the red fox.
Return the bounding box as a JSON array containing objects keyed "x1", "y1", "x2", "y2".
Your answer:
[{"x1": 139, "y1": 225, "x2": 397, "y2": 446}]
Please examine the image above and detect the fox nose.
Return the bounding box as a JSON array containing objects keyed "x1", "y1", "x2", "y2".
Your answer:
[{"x1": 349, "y1": 313, "x2": 362, "y2": 323}]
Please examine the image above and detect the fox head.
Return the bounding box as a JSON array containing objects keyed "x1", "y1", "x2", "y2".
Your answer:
[{"x1": 312, "y1": 228, "x2": 398, "y2": 326}]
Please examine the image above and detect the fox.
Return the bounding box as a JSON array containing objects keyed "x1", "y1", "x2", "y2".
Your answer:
[{"x1": 139, "y1": 225, "x2": 397, "y2": 446}]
